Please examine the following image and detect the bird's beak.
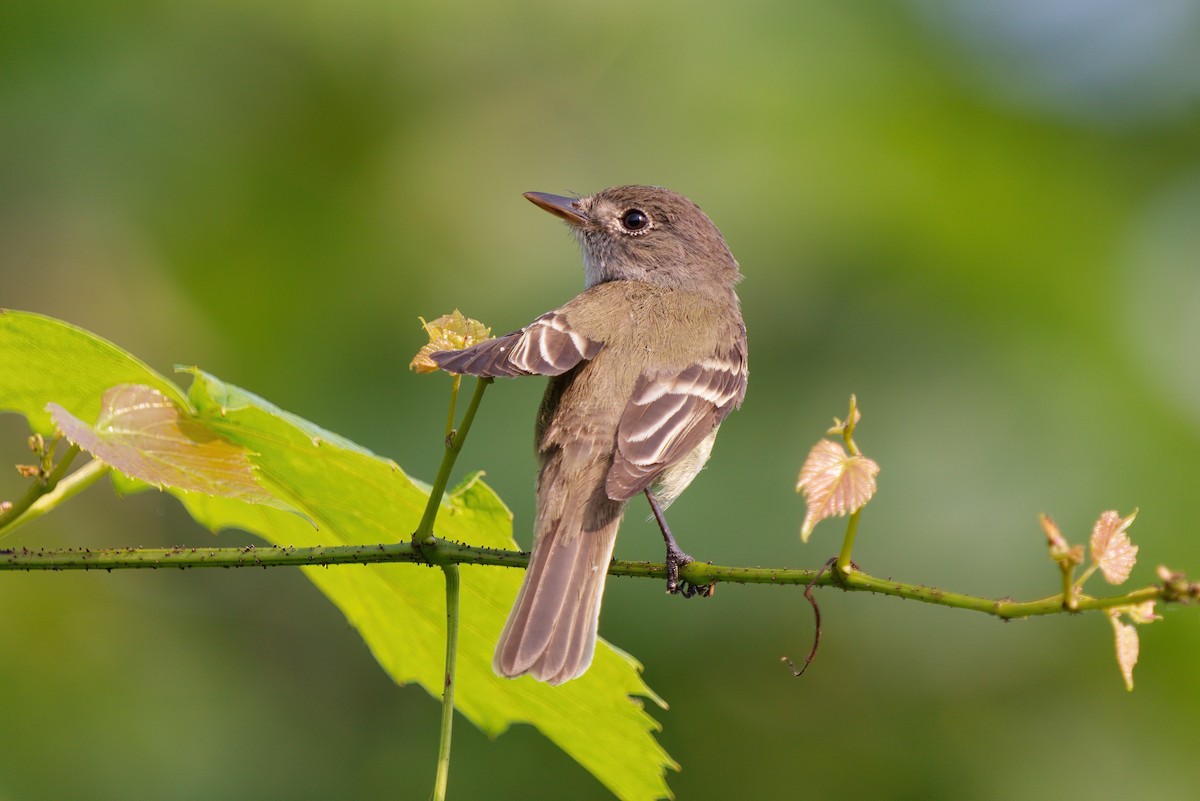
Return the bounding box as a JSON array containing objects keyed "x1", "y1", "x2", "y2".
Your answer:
[{"x1": 524, "y1": 192, "x2": 587, "y2": 225}]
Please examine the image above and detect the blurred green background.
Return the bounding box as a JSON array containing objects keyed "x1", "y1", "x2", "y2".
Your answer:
[{"x1": 3, "y1": 0, "x2": 1200, "y2": 798}]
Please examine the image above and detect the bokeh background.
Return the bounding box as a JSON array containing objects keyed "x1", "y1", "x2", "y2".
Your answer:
[{"x1": 4, "y1": 1, "x2": 1200, "y2": 798}]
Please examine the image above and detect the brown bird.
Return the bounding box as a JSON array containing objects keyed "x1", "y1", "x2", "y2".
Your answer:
[{"x1": 432, "y1": 186, "x2": 747, "y2": 684}]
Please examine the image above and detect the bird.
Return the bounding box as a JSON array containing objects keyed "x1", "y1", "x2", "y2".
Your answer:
[{"x1": 432, "y1": 185, "x2": 747, "y2": 684}]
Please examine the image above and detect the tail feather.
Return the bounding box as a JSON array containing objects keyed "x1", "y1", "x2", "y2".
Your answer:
[{"x1": 493, "y1": 510, "x2": 621, "y2": 685}]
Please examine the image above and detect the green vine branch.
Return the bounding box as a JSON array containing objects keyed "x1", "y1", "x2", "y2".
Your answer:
[
  {"x1": 415, "y1": 375, "x2": 486, "y2": 801},
  {"x1": 413, "y1": 375, "x2": 490, "y2": 549},
  {"x1": 432, "y1": 563, "x2": 460, "y2": 801},
  {"x1": 2, "y1": 536, "x2": 1193, "y2": 619}
]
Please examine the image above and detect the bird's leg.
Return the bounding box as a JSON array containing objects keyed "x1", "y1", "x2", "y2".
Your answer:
[{"x1": 645, "y1": 489, "x2": 705, "y2": 596}]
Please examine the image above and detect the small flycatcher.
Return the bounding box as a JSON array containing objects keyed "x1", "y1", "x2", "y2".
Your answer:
[{"x1": 433, "y1": 186, "x2": 747, "y2": 684}]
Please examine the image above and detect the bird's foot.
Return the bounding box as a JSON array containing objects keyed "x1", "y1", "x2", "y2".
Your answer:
[{"x1": 666, "y1": 543, "x2": 712, "y2": 598}]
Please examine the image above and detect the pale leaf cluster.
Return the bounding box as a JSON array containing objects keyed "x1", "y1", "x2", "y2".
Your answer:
[
  {"x1": 410, "y1": 310, "x2": 492, "y2": 373},
  {"x1": 1044, "y1": 508, "x2": 1154, "y2": 690}
]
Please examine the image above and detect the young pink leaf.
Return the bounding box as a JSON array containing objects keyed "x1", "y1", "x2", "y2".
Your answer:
[
  {"x1": 1090, "y1": 509, "x2": 1139, "y2": 585},
  {"x1": 796, "y1": 438, "x2": 879, "y2": 542},
  {"x1": 826, "y1": 395, "x2": 862, "y2": 438},
  {"x1": 48, "y1": 384, "x2": 287, "y2": 508},
  {"x1": 1108, "y1": 610, "x2": 1139, "y2": 692},
  {"x1": 1106, "y1": 602, "x2": 1159, "y2": 691}
]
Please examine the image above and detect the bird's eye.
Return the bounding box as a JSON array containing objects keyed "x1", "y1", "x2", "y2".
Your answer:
[{"x1": 620, "y1": 209, "x2": 650, "y2": 232}]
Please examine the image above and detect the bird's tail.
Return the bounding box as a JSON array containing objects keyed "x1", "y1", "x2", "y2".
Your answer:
[{"x1": 493, "y1": 494, "x2": 622, "y2": 685}]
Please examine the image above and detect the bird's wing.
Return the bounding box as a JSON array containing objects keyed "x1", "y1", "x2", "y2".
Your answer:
[
  {"x1": 606, "y1": 335, "x2": 747, "y2": 501},
  {"x1": 430, "y1": 310, "x2": 602, "y2": 378}
]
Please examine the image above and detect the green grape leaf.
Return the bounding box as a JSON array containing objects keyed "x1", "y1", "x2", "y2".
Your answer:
[{"x1": 179, "y1": 368, "x2": 676, "y2": 800}]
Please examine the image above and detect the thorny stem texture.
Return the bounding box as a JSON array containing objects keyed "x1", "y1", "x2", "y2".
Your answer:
[{"x1": 0, "y1": 538, "x2": 1188, "y2": 619}]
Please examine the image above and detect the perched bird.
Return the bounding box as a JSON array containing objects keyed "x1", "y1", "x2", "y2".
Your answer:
[{"x1": 432, "y1": 186, "x2": 747, "y2": 684}]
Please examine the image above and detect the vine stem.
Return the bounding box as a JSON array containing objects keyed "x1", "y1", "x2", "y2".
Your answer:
[
  {"x1": 835, "y1": 509, "x2": 861, "y2": 577},
  {"x1": 431, "y1": 564, "x2": 460, "y2": 801},
  {"x1": 0, "y1": 538, "x2": 1185, "y2": 617},
  {"x1": 443, "y1": 375, "x2": 461, "y2": 442},
  {"x1": 0, "y1": 443, "x2": 93, "y2": 538},
  {"x1": 413, "y1": 377, "x2": 490, "y2": 547},
  {"x1": 413, "y1": 375, "x2": 488, "y2": 801}
]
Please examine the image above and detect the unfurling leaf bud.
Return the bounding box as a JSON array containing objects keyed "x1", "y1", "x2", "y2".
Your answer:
[
  {"x1": 1156, "y1": 564, "x2": 1182, "y2": 584},
  {"x1": 825, "y1": 394, "x2": 863, "y2": 440},
  {"x1": 1041, "y1": 514, "x2": 1083, "y2": 567},
  {"x1": 1040, "y1": 514, "x2": 1068, "y2": 552},
  {"x1": 1155, "y1": 565, "x2": 1200, "y2": 603},
  {"x1": 410, "y1": 310, "x2": 492, "y2": 374}
]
